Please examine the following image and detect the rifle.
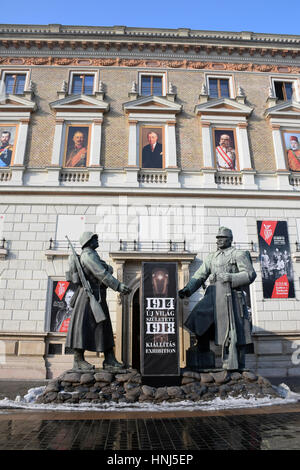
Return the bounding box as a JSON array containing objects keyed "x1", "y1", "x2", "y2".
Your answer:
[
  {"x1": 223, "y1": 281, "x2": 239, "y2": 370},
  {"x1": 65, "y1": 235, "x2": 106, "y2": 324}
]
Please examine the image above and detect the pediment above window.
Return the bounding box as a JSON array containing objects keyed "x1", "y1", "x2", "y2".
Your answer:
[
  {"x1": 0, "y1": 94, "x2": 36, "y2": 113},
  {"x1": 195, "y1": 97, "x2": 253, "y2": 118},
  {"x1": 123, "y1": 95, "x2": 182, "y2": 114},
  {"x1": 49, "y1": 94, "x2": 109, "y2": 113},
  {"x1": 265, "y1": 100, "x2": 300, "y2": 119}
]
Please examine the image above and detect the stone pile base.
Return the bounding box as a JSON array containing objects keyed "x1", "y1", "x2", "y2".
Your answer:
[{"x1": 35, "y1": 368, "x2": 282, "y2": 405}]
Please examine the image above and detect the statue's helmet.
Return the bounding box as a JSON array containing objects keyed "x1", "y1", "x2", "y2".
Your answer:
[
  {"x1": 79, "y1": 231, "x2": 98, "y2": 248},
  {"x1": 216, "y1": 226, "x2": 233, "y2": 239}
]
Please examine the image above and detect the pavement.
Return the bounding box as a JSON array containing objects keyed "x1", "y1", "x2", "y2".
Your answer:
[{"x1": 0, "y1": 376, "x2": 300, "y2": 453}]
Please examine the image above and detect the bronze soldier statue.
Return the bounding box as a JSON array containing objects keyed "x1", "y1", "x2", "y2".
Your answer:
[
  {"x1": 66, "y1": 231, "x2": 131, "y2": 371},
  {"x1": 179, "y1": 227, "x2": 256, "y2": 370}
]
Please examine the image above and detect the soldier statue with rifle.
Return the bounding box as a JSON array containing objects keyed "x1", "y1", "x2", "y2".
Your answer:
[
  {"x1": 179, "y1": 227, "x2": 256, "y2": 370},
  {"x1": 66, "y1": 231, "x2": 131, "y2": 371}
]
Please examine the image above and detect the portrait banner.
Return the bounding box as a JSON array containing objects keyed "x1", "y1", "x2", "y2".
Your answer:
[
  {"x1": 141, "y1": 262, "x2": 179, "y2": 377},
  {"x1": 213, "y1": 128, "x2": 239, "y2": 171},
  {"x1": 49, "y1": 280, "x2": 77, "y2": 332},
  {"x1": 63, "y1": 125, "x2": 90, "y2": 168},
  {"x1": 257, "y1": 221, "x2": 295, "y2": 299},
  {"x1": 140, "y1": 125, "x2": 164, "y2": 169},
  {"x1": 0, "y1": 124, "x2": 18, "y2": 167},
  {"x1": 282, "y1": 130, "x2": 300, "y2": 172}
]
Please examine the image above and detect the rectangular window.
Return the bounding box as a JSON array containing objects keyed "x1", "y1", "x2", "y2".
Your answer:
[
  {"x1": 71, "y1": 74, "x2": 94, "y2": 94},
  {"x1": 141, "y1": 75, "x2": 163, "y2": 96},
  {"x1": 274, "y1": 81, "x2": 293, "y2": 100},
  {"x1": 5, "y1": 74, "x2": 26, "y2": 94},
  {"x1": 208, "y1": 78, "x2": 230, "y2": 98}
]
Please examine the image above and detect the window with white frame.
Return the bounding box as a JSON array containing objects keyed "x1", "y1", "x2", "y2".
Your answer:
[
  {"x1": 69, "y1": 71, "x2": 97, "y2": 95},
  {"x1": 206, "y1": 75, "x2": 234, "y2": 99},
  {"x1": 139, "y1": 72, "x2": 166, "y2": 96},
  {"x1": 271, "y1": 78, "x2": 299, "y2": 101},
  {"x1": 1, "y1": 70, "x2": 29, "y2": 95}
]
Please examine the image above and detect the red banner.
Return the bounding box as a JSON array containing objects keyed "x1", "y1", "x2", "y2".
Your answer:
[
  {"x1": 259, "y1": 221, "x2": 277, "y2": 246},
  {"x1": 271, "y1": 274, "x2": 290, "y2": 298}
]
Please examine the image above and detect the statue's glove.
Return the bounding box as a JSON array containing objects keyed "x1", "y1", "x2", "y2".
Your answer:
[
  {"x1": 118, "y1": 283, "x2": 132, "y2": 295},
  {"x1": 218, "y1": 273, "x2": 232, "y2": 283},
  {"x1": 178, "y1": 287, "x2": 191, "y2": 299}
]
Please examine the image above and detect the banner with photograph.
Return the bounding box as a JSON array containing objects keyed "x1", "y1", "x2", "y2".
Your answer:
[
  {"x1": 141, "y1": 262, "x2": 179, "y2": 377},
  {"x1": 49, "y1": 280, "x2": 77, "y2": 332},
  {"x1": 257, "y1": 221, "x2": 295, "y2": 298}
]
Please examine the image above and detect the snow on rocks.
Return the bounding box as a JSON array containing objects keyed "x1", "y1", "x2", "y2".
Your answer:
[{"x1": 35, "y1": 369, "x2": 282, "y2": 406}]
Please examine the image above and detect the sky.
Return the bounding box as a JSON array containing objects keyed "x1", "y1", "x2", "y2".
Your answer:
[{"x1": 1, "y1": 0, "x2": 300, "y2": 36}]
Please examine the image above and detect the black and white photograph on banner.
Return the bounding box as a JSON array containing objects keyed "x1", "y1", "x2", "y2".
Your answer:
[
  {"x1": 49, "y1": 280, "x2": 77, "y2": 333},
  {"x1": 257, "y1": 221, "x2": 295, "y2": 299}
]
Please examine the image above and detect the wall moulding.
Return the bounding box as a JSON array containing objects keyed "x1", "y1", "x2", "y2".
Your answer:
[{"x1": 1, "y1": 56, "x2": 300, "y2": 74}]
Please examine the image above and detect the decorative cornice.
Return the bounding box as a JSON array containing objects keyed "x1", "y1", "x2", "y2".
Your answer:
[
  {"x1": 1, "y1": 24, "x2": 300, "y2": 46},
  {"x1": 1, "y1": 55, "x2": 300, "y2": 74}
]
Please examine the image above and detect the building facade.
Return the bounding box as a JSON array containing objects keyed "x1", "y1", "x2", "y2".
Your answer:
[{"x1": 0, "y1": 24, "x2": 300, "y2": 379}]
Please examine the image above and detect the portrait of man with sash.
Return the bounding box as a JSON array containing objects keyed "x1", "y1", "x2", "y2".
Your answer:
[
  {"x1": 283, "y1": 131, "x2": 300, "y2": 172},
  {"x1": 64, "y1": 125, "x2": 90, "y2": 168},
  {"x1": 214, "y1": 129, "x2": 238, "y2": 171}
]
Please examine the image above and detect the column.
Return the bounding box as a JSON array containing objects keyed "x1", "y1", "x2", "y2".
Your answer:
[
  {"x1": 88, "y1": 119, "x2": 103, "y2": 186},
  {"x1": 237, "y1": 122, "x2": 257, "y2": 189},
  {"x1": 201, "y1": 121, "x2": 217, "y2": 188},
  {"x1": 271, "y1": 124, "x2": 291, "y2": 190},
  {"x1": 47, "y1": 118, "x2": 64, "y2": 185},
  {"x1": 125, "y1": 120, "x2": 139, "y2": 186}
]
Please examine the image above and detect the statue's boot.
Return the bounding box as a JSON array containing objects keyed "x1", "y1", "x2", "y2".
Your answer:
[
  {"x1": 103, "y1": 348, "x2": 124, "y2": 370},
  {"x1": 73, "y1": 349, "x2": 94, "y2": 371}
]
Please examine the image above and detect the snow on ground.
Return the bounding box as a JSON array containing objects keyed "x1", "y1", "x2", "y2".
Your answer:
[{"x1": 0, "y1": 384, "x2": 299, "y2": 413}]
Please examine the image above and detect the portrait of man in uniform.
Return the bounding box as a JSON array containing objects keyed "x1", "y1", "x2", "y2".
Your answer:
[
  {"x1": 64, "y1": 125, "x2": 90, "y2": 168},
  {"x1": 0, "y1": 126, "x2": 17, "y2": 167},
  {"x1": 214, "y1": 129, "x2": 238, "y2": 171},
  {"x1": 140, "y1": 126, "x2": 164, "y2": 169},
  {"x1": 284, "y1": 132, "x2": 300, "y2": 172}
]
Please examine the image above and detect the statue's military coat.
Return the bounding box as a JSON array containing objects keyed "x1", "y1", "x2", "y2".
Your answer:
[
  {"x1": 66, "y1": 247, "x2": 120, "y2": 352},
  {"x1": 184, "y1": 247, "x2": 256, "y2": 346}
]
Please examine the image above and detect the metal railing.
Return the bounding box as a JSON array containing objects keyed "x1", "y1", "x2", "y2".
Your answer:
[
  {"x1": 119, "y1": 239, "x2": 187, "y2": 252},
  {"x1": 48, "y1": 238, "x2": 81, "y2": 250}
]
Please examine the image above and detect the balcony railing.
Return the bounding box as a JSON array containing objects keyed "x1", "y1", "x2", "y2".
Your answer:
[{"x1": 119, "y1": 240, "x2": 187, "y2": 252}]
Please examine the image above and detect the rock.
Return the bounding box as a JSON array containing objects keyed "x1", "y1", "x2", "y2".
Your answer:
[
  {"x1": 128, "y1": 373, "x2": 142, "y2": 384},
  {"x1": 62, "y1": 372, "x2": 81, "y2": 383},
  {"x1": 94, "y1": 372, "x2": 113, "y2": 383},
  {"x1": 44, "y1": 381, "x2": 60, "y2": 393},
  {"x1": 154, "y1": 387, "x2": 168, "y2": 401},
  {"x1": 182, "y1": 371, "x2": 201, "y2": 380},
  {"x1": 85, "y1": 391, "x2": 100, "y2": 400},
  {"x1": 242, "y1": 371, "x2": 258, "y2": 382},
  {"x1": 141, "y1": 385, "x2": 156, "y2": 397},
  {"x1": 58, "y1": 392, "x2": 73, "y2": 401},
  {"x1": 80, "y1": 373, "x2": 95, "y2": 385},
  {"x1": 208, "y1": 386, "x2": 219, "y2": 394},
  {"x1": 181, "y1": 377, "x2": 196, "y2": 385},
  {"x1": 44, "y1": 392, "x2": 58, "y2": 402},
  {"x1": 94, "y1": 381, "x2": 110, "y2": 388},
  {"x1": 125, "y1": 387, "x2": 141, "y2": 401},
  {"x1": 115, "y1": 372, "x2": 137, "y2": 383},
  {"x1": 210, "y1": 371, "x2": 229, "y2": 384},
  {"x1": 167, "y1": 386, "x2": 183, "y2": 398},
  {"x1": 139, "y1": 394, "x2": 154, "y2": 403},
  {"x1": 74, "y1": 385, "x2": 90, "y2": 394},
  {"x1": 230, "y1": 372, "x2": 242, "y2": 381},
  {"x1": 200, "y1": 373, "x2": 214, "y2": 384},
  {"x1": 257, "y1": 376, "x2": 271, "y2": 386}
]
